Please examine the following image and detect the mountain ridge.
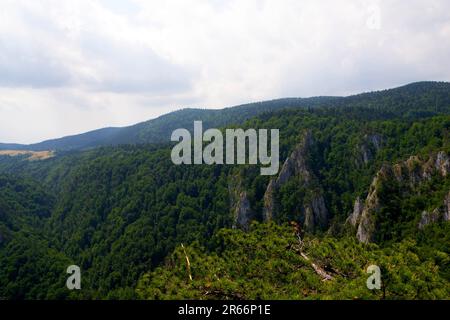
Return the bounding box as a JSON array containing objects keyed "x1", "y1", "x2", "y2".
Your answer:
[
  {"x1": 1, "y1": 81, "x2": 449, "y2": 152},
  {"x1": 0, "y1": 81, "x2": 449, "y2": 299}
]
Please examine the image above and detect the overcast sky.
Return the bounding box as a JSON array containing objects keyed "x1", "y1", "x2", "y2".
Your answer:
[{"x1": 0, "y1": 0, "x2": 449, "y2": 143}]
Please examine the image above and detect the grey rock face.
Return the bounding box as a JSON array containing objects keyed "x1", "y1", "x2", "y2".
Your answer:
[
  {"x1": 434, "y1": 151, "x2": 450, "y2": 177},
  {"x1": 262, "y1": 130, "x2": 328, "y2": 230},
  {"x1": 444, "y1": 192, "x2": 450, "y2": 222},
  {"x1": 354, "y1": 151, "x2": 449, "y2": 243},
  {"x1": 416, "y1": 151, "x2": 449, "y2": 181},
  {"x1": 356, "y1": 172, "x2": 382, "y2": 243},
  {"x1": 368, "y1": 134, "x2": 383, "y2": 151},
  {"x1": 307, "y1": 194, "x2": 329, "y2": 229},
  {"x1": 347, "y1": 197, "x2": 364, "y2": 227},
  {"x1": 229, "y1": 174, "x2": 254, "y2": 230},
  {"x1": 357, "y1": 134, "x2": 383, "y2": 165},
  {"x1": 262, "y1": 179, "x2": 276, "y2": 221},
  {"x1": 277, "y1": 130, "x2": 314, "y2": 185},
  {"x1": 418, "y1": 191, "x2": 450, "y2": 229},
  {"x1": 360, "y1": 145, "x2": 371, "y2": 165},
  {"x1": 418, "y1": 209, "x2": 442, "y2": 229},
  {"x1": 234, "y1": 191, "x2": 253, "y2": 229}
]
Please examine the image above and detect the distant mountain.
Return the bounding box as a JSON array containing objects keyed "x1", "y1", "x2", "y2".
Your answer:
[
  {"x1": 1, "y1": 81, "x2": 449, "y2": 151},
  {"x1": 0, "y1": 127, "x2": 121, "y2": 152},
  {"x1": 0, "y1": 97, "x2": 337, "y2": 151},
  {"x1": 0, "y1": 81, "x2": 449, "y2": 299}
]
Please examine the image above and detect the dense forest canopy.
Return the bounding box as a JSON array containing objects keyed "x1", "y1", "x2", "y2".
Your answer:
[
  {"x1": 0, "y1": 82, "x2": 449, "y2": 299},
  {"x1": 1, "y1": 81, "x2": 449, "y2": 151}
]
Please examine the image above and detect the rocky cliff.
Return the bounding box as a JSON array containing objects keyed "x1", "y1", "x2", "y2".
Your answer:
[
  {"x1": 263, "y1": 130, "x2": 329, "y2": 230},
  {"x1": 347, "y1": 196, "x2": 364, "y2": 227},
  {"x1": 418, "y1": 191, "x2": 450, "y2": 229},
  {"x1": 357, "y1": 133, "x2": 383, "y2": 166},
  {"x1": 351, "y1": 151, "x2": 450, "y2": 243},
  {"x1": 228, "y1": 173, "x2": 254, "y2": 230}
]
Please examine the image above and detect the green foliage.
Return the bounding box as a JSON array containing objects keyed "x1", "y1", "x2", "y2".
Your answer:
[
  {"x1": 137, "y1": 223, "x2": 449, "y2": 300},
  {"x1": 0, "y1": 232, "x2": 73, "y2": 299},
  {"x1": 0, "y1": 82, "x2": 449, "y2": 299},
  {"x1": 1, "y1": 81, "x2": 449, "y2": 152}
]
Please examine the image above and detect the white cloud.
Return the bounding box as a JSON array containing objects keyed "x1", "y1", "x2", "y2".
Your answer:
[{"x1": 0, "y1": 0, "x2": 449, "y2": 143}]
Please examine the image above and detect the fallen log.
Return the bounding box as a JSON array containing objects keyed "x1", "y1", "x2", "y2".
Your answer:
[{"x1": 299, "y1": 252, "x2": 334, "y2": 281}]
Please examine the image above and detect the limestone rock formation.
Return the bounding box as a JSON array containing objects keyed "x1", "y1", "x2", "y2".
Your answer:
[
  {"x1": 445, "y1": 192, "x2": 450, "y2": 221},
  {"x1": 304, "y1": 195, "x2": 328, "y2": 230},
  {"x1": 229, "y1": 173, "x2": 254, "y2": 230},
  {"x1": 418, "y1": 191, "x2": 450, "y2": 229},
  {"x1": 357, "y1": 134, "x2": 383, "y2": 165},
  {"x1": 393, "y1": 151, "x2": 450, "y2": 185},
  {"x1": 356, "y1": 168, "x2": 384, "y2": 243},
  {"x1": 353, "y1": 151, "x2": 449, "y2": 243},
  {"x1": 347, "y1": 197, "x2": 364, "y2": 227},
  {"x1": 262, "y1": 179, "x2": 276, "y2": 221},
  {"x1": 262, "y1": 130, "x2": 328, "y2": 230}
]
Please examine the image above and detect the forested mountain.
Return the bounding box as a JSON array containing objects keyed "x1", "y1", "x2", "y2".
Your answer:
[
  {"x1": 0, "y1": 97, "x2": 335, "y2": 151},
  {"x1": 137, "y1": 222, "x2": 449, "y2": 299},
  {"x1": 1, "y1": 81, "x2": 449, "y2": 151},
  {"x1": 0, "y1": 82, "x2": 449, "y2": 299}
]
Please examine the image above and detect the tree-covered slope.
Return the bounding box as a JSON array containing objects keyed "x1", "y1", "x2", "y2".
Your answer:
[
  {"x1": 0, "y1": 175, "x2": 75, "y2": 300},
  {"x1": 136, "y1": 222, "x2": 449, "y2": 300},
  {"x1": 0, "y1": 83, "x2": 449, "y2": 299},
  {"x1": 1, "y1": 81, "x2": 449, "y2": 151}
]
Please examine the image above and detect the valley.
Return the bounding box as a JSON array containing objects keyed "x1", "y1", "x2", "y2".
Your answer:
[{"x1": 0, "y1": 82, "x2": 449, "y2": 300}]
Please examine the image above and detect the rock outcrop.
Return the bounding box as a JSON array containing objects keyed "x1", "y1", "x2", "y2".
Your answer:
[
  {"x1": 352, "y1": 151, "x2": 449, "y2": 243},
  {"x1": 263, "y1": 130, "x2": 329, "y2": 230},
  {"x1": 423, "y1": 151, "x2": 450, "y2": 178},
  {"x1": 229, "y1": 173, "x2": 254, "y2": 230},
  {"x1": 445, "y1": 192, "x2": 450, "y2": 221},
  {"x1": 303, "y1": 195, "x2": 328, "y2": 230},
  {"x1": 357, "y1": 134, "x2": 383, "y2": 166},
  {"x1": 355, "y1": 167, "x2": 384, "y2": 243},
  {"x1": 347, "y1": 197, "x2": 364, "y2": 227},
  {"x1": 393, "y1": 151, "x2": 449, "y2": 185},
  {"x1": 262, "y1": 179, "x2": 276, "y2": 221},
  {"x1": 418, "y1": 191, "x2": 450, "y2": 229}
]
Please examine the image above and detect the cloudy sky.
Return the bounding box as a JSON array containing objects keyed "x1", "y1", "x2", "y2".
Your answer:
[{"x1": 0, "y1": 0, "x2": 449, "y2": 143}]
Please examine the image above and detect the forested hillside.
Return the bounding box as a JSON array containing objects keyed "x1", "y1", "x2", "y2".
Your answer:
[
  {"x1": 0, "y1": 82, "x2": 449, "y2": 299},
  {"x1": 1, "y1": 82, "x2": 449, "y2": 151},
  {"x1": 136, "y1": 222, "x2": 449, "y2": 300}
]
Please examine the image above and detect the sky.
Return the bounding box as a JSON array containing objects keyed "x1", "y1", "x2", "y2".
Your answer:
[{"x1": 0, "y1": 0, "x2": 449, "y2": 144}]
